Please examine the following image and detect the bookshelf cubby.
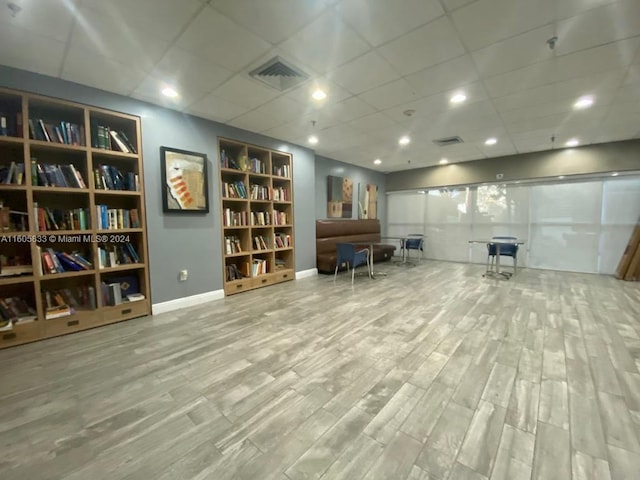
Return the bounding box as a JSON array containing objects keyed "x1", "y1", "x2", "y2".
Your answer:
[
  {"x1": 0, "y1": 87, "x2": 150, "y2": 349},
  {"x1": 218, "y1": 138, "x2": 294, "y2": 295}
]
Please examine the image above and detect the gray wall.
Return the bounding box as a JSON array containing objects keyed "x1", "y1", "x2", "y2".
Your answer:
[
  {"x1": 387, "y1": 140, "x2": 640, "y2": 191},
  {"x1": 0, "y1": 66, "x2": 316, "y2": 304},
  {"x1": 314, "y1": 155, "x2": 388, "y2": 233}
]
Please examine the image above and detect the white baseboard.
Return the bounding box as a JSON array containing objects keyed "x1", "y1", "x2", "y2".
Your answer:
[
  {"x1": 296, "y1": 268, "x2": 318, "y2": 279},
  {"x1": 152, "y1": 289, "x2": 224, "y2": 315}
]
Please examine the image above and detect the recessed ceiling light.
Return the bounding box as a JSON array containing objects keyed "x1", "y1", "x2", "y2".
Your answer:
[
  {"x1": 374, "y1": 158, "x2": 382, "y2": 165},
  {"x1": 308, "y1": 135, "x2": 318, "y2": 145},
  {"x1": 574, "y1": 95, "x2": 594, "y2": 109},
  {"x1": 312, "y1": 89, "x2": 327, "y2": 101},
  {"x1": 161, "y1": 86, "x2": 178, "y2": 98},
  {"x1": 565, "y1": 138, "x2": 579, "y2": 147},
  {"x1": 399, "y1": 136, "x2": 411, "y2": 146},
  {"x1": 439, "y1": 158, "x2": 448, "y2": 164},
  {"x1": 450, "y1": 92, "x2": 467, "y2": 104},
  {"x1": 485, "y1": 137, "x2": 497, "y2": 145},
  {"x1": 558, "y1": 175, "x2": 565, "y2": 179},
  {"x1": 612, "y1": 172, "x2": 619, "y2": 176}
]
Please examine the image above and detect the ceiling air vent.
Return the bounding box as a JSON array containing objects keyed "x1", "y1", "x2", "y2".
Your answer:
[
  {"x1": 249, "y1": 56, "x2": 309, "y2": 92},
  {"x1": 433, "y1": 136, "x2": 464, "y2": 147}
]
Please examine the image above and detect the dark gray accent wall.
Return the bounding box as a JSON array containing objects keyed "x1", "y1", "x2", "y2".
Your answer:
[
  {"x1": 387, "y1": 140, "x2": 640, "y2": 191},
  {"x1": 0, "y1": 66, "x2": 316, "y2": 304},
  {"x1": 314, "y1": 155, "x2": 388, "y2": 233}
]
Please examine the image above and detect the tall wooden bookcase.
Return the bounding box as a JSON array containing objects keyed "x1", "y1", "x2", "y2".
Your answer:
[
  {"x1": 218, "y1": 137, "x2": 295, "y2": 295},
  {"x1": 0, "y1": 87, "x2": 151, "y2": 349}
]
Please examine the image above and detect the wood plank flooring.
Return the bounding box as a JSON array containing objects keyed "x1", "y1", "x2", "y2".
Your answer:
[{"x1": 1, "y1": 260, "x2": 640, "y2": 479}]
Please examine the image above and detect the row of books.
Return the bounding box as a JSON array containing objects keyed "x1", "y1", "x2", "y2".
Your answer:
[
  {"x1": 0, "y1": 111, "x2": 21, "y2": 137},
  {"x1": 101, "y1": 275, "x2": 144, "y2": 306},
  {"x1": 223, "y1": 208, "x2": 249, "y2": 227},
  {"x1": 39, "y1": 247, "x2": 93, "y2": 274},
  {"x1": 96, "y1": 206, "x2": 140, "y2": 230},
  {"x1": 220, "y1": 150, "x2": 281, "y2": 175},
  {"x1": 92, "y1": 125, "x2": 137, "y2": 154},
  {"x1": 0, "y1": 297, "x2": 36, "y2": 330},
  {"x1": 29, "y1": 118, "x2": 85, "y2": 146},
  {"x1": 273, "y1": 211, "x2": 288, "y2": 225},
  {"x1": 273, "y1": 187, "x2": 290, "y2": 202},
  {"x1": 35, "y1": 204, "x2": 89, "y2": 231},
  {"x1": 274, "y1": 233, "x2": 292, "y2": 248},
  {"x1": 224, "y1": 235, "x2": 242, "y2": 255},
  {"x1": 251, "y1": 211, "x2": 271, "y2": 226},
  {"x1": 1, "y1": 162, "x2": 25, "y2": 184},
  {"x1": 32, "y1": 160, "x2": 87, "y2": 188},
  {"x1": 253, "y1": 235, "x2": 269, "y2": 251},
  {"x1": 251, "y1": 258, "x2": 268, "y2": 276},
  {"x1": 98, "y1": 242, "x2": 140, "y2": 268},
  {"x1": 44, "y1": 285, "x2": 96, "y2": 313},
  {"x1": 273, "y1": 164, "x2": 290, "y2": 178},
  {"x1": 250, "y1": 184, "x2": 271, "y2": 200},
  {"x1": 94, "y1": 164, "x2": 139, "y2": 191},
  {"x1": 222, "y1": 181, "x2": 247, "y2": 199}
]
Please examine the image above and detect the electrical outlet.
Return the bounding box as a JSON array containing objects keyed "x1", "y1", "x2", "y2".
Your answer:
[{"x1": 179, "y1": 270, "x2": 188, "y2": 281}]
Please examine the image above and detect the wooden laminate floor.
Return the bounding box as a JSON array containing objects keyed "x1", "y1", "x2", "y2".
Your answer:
[{"x1": 1, "y1": 260, "x2": 640, "y2": 480}]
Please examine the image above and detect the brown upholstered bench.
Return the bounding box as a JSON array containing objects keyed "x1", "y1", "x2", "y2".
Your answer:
[{"x1": 316, "y1": 219, "x2": 396, "y2": 274}]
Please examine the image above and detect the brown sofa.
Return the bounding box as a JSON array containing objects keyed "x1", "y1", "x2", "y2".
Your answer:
[{"x1": 316, "y1": 219, "x2": 396, "y2": 273}]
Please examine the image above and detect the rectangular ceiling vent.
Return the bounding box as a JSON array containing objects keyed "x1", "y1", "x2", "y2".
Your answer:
[
  {"x1": 249, "y1": 56, "x2": 309, "y2": 92},
  {"x1": 433, "y1": 136, "x2": 464, "y2": 147}
]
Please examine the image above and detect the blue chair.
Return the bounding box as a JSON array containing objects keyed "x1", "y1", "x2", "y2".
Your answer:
[
  {"x1": 334, "y1": 243, "x2": 370, "y2": 283},
  {"x1": 402, "y1": 234, "x2": 425, "y2": 262},
  {"x1": 487, "y1": 236, "x2": 519, "y2": 275}
]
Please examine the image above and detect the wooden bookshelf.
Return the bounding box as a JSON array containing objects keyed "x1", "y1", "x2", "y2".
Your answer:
[
  {"x1": 218, "y1": 138, "x2": 294, "y2": 295},
  {"x1": 0, "y1": 87, "x2": 151, "y2": 349}
]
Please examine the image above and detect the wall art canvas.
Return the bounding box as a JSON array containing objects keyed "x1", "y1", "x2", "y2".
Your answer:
[
  {"x1": 358, "y1": 183, "x2": 378, "y2": 219},
  {"x1": 327, "y1": 175, "x2": 353, "y2": 218},
  {"x1": 161, "y1": 146, "x2": 209, "y2": 213}
]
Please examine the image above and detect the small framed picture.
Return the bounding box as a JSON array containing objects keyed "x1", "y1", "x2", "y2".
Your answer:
[{"x1": 160, "y1": 146, "x2": 209, "y2": 213}]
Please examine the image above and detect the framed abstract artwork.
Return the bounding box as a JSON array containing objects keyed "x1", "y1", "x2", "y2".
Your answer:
[
  {"x1": 358, "y1": 183, "x2": 378, "y2": 219},
  {"x1": 327, "y1": 175, "x2": 353, "y2": 218},
  {"x1": 160, "y1": 146, "x2": 209, "y2": 213}
]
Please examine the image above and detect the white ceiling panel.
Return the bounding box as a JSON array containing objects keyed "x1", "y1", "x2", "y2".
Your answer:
[
  {"x1": 210, "y1": 75, "x2": 280, "y2": 110},
  {"x1": 62, "y1": 45, "x2": 147, "y2": 96},
  {"x1": 442, "y1": 0, "x2": 477, "y2": 12},
  {"x1": 471, "y1": 25, "x2": 555, "y2": 77},
  {"x1": 186, "y1": 93, "x2": 250, "y2": 123},
  {"x1": 300, "y1": 96, "x2": 376, "y2": 128},
  {"x1": 378, "y1": 16, "x2": 466, "y2": 76},
  {"x1": 346, "y1": 113, "x2": 400, "y2": 133},
  {"x1": 359, "y1": 79, "x2": 421, "y2": 111},
  {"x1": 404, "y1": 55, "x2": 479, "y2": 98},
  {"x1": 151, "y1": 48, "x2": 232, "y2": 96},
  {"x1": 250, "y1": 96, "x2": 308, "y2": 126},
  {"x1": 70, "y1": 4, "x2": 169, "y2": 71},
  {"x1": 176, "y1": 6, "x2": 272, "y2": 71},
  {"x1": 279, "y1": 10, "x2": 370, "y2": 75},
  {"x1": 452, "y1": 0, "x2": 555, "y2": 51},
  {"x1": 0, "y1": 0, "x2": 80, "y2": 43},
  {"x1": 284, "y1": 78, "x2": 352, "y2": 106},
  {"x1": 331, "y1": 51, "x2": 400, "y2": 94},
  {"x1": 0, "y1": 23, "x2": 66, "y2": 77},
  {"x1": 555, "y1": 0, "x2": 640, "y2": 56},
  {"x1": 132, "y1": 75, "x2": 204, "y2": 111},
  {"x1": 555, "y1": 0, "x2": 618, "y2": 19},
  {"x1": 228, "y1": 108, "x2": 286, "y2": 133},
  {"x1": 336, "y1": 0, "x2": 444, "y2": 47},
  {"x1": 81, "y1": 0, "x2": 205, "y2": 43},
  {"x1": 624, "y1": 65, "x2": 640, "y2": 85},
  {"x1": 210, "y1": 0, "x2": 329, "y2": 45}
]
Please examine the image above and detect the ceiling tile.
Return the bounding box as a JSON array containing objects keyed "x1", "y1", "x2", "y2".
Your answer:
[
  {"x1": 151, "y1": 48, "x2": 232, "y2": 96},
  {"x1": 471, "y1": 25, "x2": 555, "y2": 77},
  {"x1": 301, "y1": 96, "x2": 376, "y2": 128},
  {"x1": 555, "y1": 0, "x2": 618, "y2": 19},
  {"x1": 177, "y1": 6, "x2": 272, "y2": 71},
  {"x1": 484, "y1": 39, "x2": 640, "y2": 98},
  {"x1": 251, "y1": 96, "x2": 308, "y2": 126},
  {"x1": 186, "y1": 93, "x2": 250, "y2": 123},
  {"x1": 228, "y1": 109, "x2": 286, "y2": 133},
  {"x1": 337, "y1": 0, "x2": 444, "y2": 46},
  {"x1": 452, "y1": 0, "x2": 555, "y2": 50},
  {"x1": 624, "y1": 65, "x2": 640, "y2": 86},
  {"x1": 555, "y1": 0, "x2": 640, "y2": 56},
  {"x1": 331, "y1": 51, "x2": 400, "y2": 94},
  {"x1": 283, "y1": 78, "x2": 352, "y2": 106},
  {"x1": 442, "y1": 0, "x2": 477, "y2": 12},
  {"x1": 0, "y1": 23, "x2": 66, "y2": 77},
  {"x1": 404, "y1": 55, "x2": 479, "y2": 97},
  {"x1": 132, "y1": 75, "x2": 204, "y2": 110},
  {"x1": 210, "y1": 75, "x2": 280, "y2": 109},
  {"x1": 70, "y1": 5, "x2": 169, "y2": 71},
  {"x1": 62, "y1": 45, "x2": 147, "y2": 96},
  {"x1": 0, "y1": 0, "x2": 80, "y2": 43},
  {"x1": 346, "y1": 112, "x2": 399, "y2": 133},
  {"x1": 279, "y1": 10, "x2": 370, "y2": 75},
  {"x1": 379, "y1": 17, "x2": 466, "y2": 76},
  {"x1": 81, "y1": 0, "x2": 204, "y2": 42},
  {"x1": 210, "y1": 0, "x2": 329, "y2": 44},
  {"x1": 359, "y1": 79, "x2": 421, "y2": 111}
]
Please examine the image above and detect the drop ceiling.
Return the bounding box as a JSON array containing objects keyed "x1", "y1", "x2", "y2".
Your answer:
[{"x1": 1, "y1": 0, "x2": 639, "y2": 172}]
